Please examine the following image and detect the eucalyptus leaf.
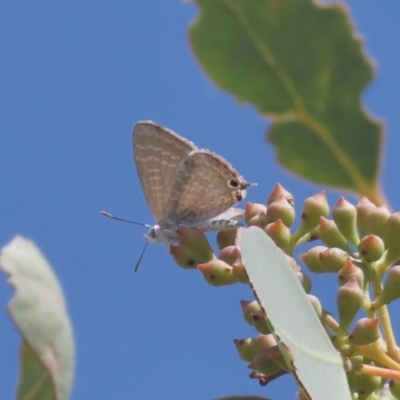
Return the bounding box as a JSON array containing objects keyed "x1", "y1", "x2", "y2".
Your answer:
[
  {"x1": 238, "y1": 226, "x2": 351, "y2": 400},
  {"x1": 0, "y1": 236, "x2": 75, "y2": 400},
  {"x1": 189, "y1": 0, "x2": 382, "y2": 197}
]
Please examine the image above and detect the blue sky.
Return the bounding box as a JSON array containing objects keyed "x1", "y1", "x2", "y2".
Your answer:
[{"x1": 1, "y1": 2, "x2": 400, "y2": 399}]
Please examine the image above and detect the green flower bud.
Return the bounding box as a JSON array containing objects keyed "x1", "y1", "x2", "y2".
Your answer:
[
  {"x1": 349, "y1": 318, "x2": 380, "y2": 346},
  {"x1": 319, "y1": 247, "x2": 350, "y2": 273},
  {"x1": 353, "y1": 370, "x2": 381, "y2": 400},
  {"x1": 264, "y1": 220, "x2": 291, "y2": 250},
  {"x1": 241, "y1": 300, "x2": 261, "y2": 325},
  {"x1": 299, "y1": 246, "x2": 328, "y2": 274},
  {"x1": 364, "y1": 204, "x2": 390, "y2": 237},
  {"x1": 358, "y1": 234, "x2": 385, "y2": 263},
  {"x1": 337, "y1": 278, "x2": 365, "y2": 334},
  {"x1": 356, "y1": 197, "x2": 377, "y2": 238},
  {"x1": 197, "y1": 259, "x2": 236, "y2": 286},
  {"x1": 338, "y1": 260, "x2": 364, "y2": 288},
  {"x1": 170, "y1": 228, "x2": 213, "y2": 268},
  {"x1": 247, "y1": 212, "x2": 269, "y2": 229},
  {"x1": 373, "y1": 265, "x2": 400, "y2": 307},
  {"x1": 244, "y1": 202, "x2": 267, "y2": 224},
  {"x1": 251, "y1": 310, "x2": 272, "y2": 334},
  {"x1": 382, "y1": 212, "x2": 400, "y2": 263},
  {"x1": 266, "y1": 197, "x2": 295, "y2": 227},
  {"x1": 249, "y1": 348, "x2": 282, "y2": 376},
  {"x1": 267, "y1": 183, "x2": 294, "y2": 207},
  {"x1": 234, "y1": 337, "x2": 260, "y2": 362},
  {"x1": 296, "y1": 192, "x2": 330, "y2": 237},
  {"x1": 332, "y1": 197, "x2": 359, "y2": 246},
  {"x1": 318, "y1": 217, "x2": 350, "y2": 252},
  {"x1": 232, "y1": 259, "x2": 249, "y2": 283},
  {"x1": 216, "y1": 229, "x2": 238, "y2": 250}
]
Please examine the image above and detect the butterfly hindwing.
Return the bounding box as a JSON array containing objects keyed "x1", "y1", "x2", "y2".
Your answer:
[{"x1": 165, "y1": 151, "x2": 249, "y2": 226}]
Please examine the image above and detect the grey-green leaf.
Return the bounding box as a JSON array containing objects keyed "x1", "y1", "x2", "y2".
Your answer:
[
  {"x1": 0, "y1": 236, "x2": 75, "y2": 400},
  {"x1": 238, "y1": 227, "x2": 351, "y2": 400}
]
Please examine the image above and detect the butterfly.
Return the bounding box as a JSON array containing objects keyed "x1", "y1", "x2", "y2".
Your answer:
[
  {"x1": 132, "y1": 121, "x2": 253, "y2": 245},
  {"x1": 101, "y1": 121, "x2": 254, "y2": 270}
]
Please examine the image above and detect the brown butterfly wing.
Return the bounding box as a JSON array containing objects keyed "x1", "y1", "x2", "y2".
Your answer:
[
  {"x1": 165, "y1": 150, "x2": 250, "y2": 226},
  {"x1": 133, "y1": 121, "x2": 196, "y2": 224}
]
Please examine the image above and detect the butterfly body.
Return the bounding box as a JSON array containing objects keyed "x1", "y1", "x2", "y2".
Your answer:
[
  {"x1": 144, "y1": 225, "x2": 180, "y2": 246},
  {"x1": 145, "y1": 207, "x2": 246, "y2": 246}
]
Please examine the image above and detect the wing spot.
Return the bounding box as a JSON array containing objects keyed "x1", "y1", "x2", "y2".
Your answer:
[
  {"x1": 235, "y1": 192, "x2": 244, "y2": 202},
  {"x1": 227, "y1": 178, "x2": 239, "y2": 189}
]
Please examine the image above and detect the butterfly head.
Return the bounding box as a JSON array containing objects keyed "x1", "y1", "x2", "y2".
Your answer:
[{"x1": 145, "y1": 225, "x2": 180, "y2": 246}]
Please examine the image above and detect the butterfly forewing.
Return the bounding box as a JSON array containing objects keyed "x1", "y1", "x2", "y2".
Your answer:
[
  {"x1": 133, "y1": 121, "x2": 196, "y2": 224},
  {"x1": 165, "y1": 151, "x2": 250, "y2": 226}
]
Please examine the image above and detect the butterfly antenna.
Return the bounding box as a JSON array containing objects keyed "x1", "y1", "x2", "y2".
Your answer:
[
  {"x1": 100, "y1": 211, "x2": 151, "y2": 228},
  {"x1": 134, "y1": 241, "x2": 149, "y2": 273}
]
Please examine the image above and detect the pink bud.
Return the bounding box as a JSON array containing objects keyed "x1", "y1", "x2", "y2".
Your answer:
[
  {"x1": 337, "y1": 260, "x2": 364, "y2": 288},
  {"x1": 219, "y1": 245, "x2": 241, "y2": 266},
  {"x1": 267, "y1": 183, "x2": 294, "y2": 207},
  {"x1": 197, "y1": 259, "x2": 236, "y2": 286},
  {"x1": 247, "y1": 212, "x2": 269, "y2": 229},
  {"x1": 244, "y1": 202, "x2": 268, "y2": 224},
  {"x1": 266, "y1": 197, "x2": 295, "y2": 227},
  {"x1": 358, "y1": 234, "x2": 385, "y2": 262}
]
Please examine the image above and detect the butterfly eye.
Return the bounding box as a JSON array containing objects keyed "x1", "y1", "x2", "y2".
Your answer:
[{"x1": 227, "y1": 178, "x2": 239, "y2": 189}]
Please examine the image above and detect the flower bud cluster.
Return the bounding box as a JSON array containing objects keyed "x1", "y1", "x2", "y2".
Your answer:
[
  {"x1": 169, "y1": 184, "x2": 400, "y2": 395},
  {"x1": 239, "y1": 189, "x2": 400, "y2": 394}
]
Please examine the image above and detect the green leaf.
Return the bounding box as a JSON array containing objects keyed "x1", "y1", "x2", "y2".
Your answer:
[
  {"x1": 189, "y1": 0, "x2": 382, "y2": 198},
  {"x1": 17, "y1": 342, "x2": 57, "y2": 400},
  {"x1": 238, "y1": 226, "x2": 351, "y2": 400},
  {"x1": 0, "y1": 236, "x2": 75, "y2": 400}
]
